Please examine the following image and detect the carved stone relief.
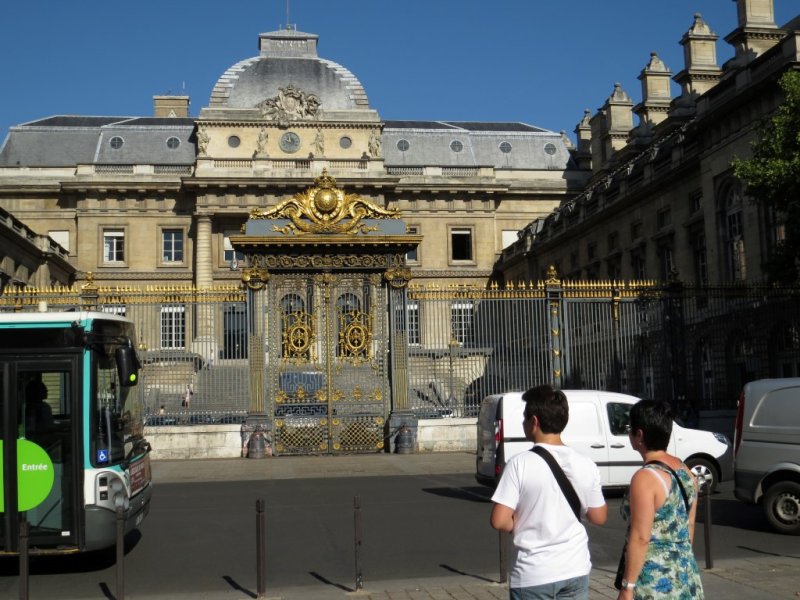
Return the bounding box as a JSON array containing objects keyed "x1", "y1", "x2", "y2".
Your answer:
[{"x1": 256, "y1": 85, "x2": 321, "y2": 126}]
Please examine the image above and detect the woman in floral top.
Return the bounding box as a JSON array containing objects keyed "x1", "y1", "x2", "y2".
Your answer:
[{"x1": 618, "y1": 400, "x2": 704, "y2": 600}]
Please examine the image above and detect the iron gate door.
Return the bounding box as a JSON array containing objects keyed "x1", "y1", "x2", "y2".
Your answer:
[{"x1": 266, "y1": 272, "x2": 389, "y2": 455}]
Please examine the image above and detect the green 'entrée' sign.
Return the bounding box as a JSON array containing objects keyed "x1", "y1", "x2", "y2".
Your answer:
[{"x1": 0, "y1": 439, "x2": 55, "y2": 513}]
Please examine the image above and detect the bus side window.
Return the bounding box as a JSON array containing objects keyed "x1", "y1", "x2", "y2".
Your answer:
[{"x1": 24, "y1": 378, "x2": 56, "y2": 435}]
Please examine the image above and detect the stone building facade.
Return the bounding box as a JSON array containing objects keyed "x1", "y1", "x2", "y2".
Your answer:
[
  {"x1": 0, "y1": 27, "x2": 586, "y2": 293},
  {"x1": 0, "y1": 204, "x2": 74, "y2": 293},
  {"x1": 497, "y1": 0, "x2": 799, "y2": 286}
]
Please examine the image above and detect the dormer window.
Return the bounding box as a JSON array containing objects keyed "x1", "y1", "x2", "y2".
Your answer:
[{"x1": 109, "y1": 136, "x2": 124, "y2": 150}]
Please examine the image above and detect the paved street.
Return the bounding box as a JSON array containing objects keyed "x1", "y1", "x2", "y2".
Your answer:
[{"x1": 1, "y1": 452, "x2": 798, "y2": 599}]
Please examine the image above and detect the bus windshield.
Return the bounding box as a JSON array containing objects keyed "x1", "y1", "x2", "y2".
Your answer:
[{"x1": 92, "y1": 341, "x2": 145, "y2": 467}]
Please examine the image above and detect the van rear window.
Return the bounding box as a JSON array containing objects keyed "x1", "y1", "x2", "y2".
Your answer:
[{"x1": 754, "y1": 389, "x2": 800, "y2": 428}]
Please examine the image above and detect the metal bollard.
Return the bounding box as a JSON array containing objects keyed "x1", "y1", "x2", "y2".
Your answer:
[
  {"x1": 116, "y1": 505, "x2": 125, "y2": 600},
  {"x1": 248, "y1": 431, "x2": 268, "y2": 459},
  {"x1": 19, "y1": 520, "x2": 29, "y2": 600},
  {"x1": 702, "y1": 481, "x2": 713, "y2": 569},
  {"x1": 395, "y1": 427, "x2": 413, "y2": 454},
  {"x1": 498, "y1": 530, "x2": 509, "y2": 584},
  {"x1": 353, "y1": 496, "x2": 363, "y2": 591},
  {"x1": 256, "y1": 498, "x2": 266, "y2": 599}
]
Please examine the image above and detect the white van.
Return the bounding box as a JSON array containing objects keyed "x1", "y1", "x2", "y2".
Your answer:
[
  {"x1": 476, "y1": 390, "x2": 732, "y2": 491},
  {"x1": 734, "y1": 378, "x2": 800, "y2": 535}
]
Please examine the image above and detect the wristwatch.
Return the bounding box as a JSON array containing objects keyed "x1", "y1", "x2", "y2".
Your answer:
[{"x1": 620, "y1": 578, "x2": 636, "y2": 590}]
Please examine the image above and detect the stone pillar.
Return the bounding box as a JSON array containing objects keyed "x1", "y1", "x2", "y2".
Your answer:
[
  {"x1": 195, "y1": 215, "x2": 213, "y2": 288},
  {"x1": 725, "y1": 0, "x2": 783, "y2": 65},
  {"x1": 192, "y1": 215, "x2": 217, "y2": 363},
  {"x1": 672, "y1": 13, "x2": 722, "y2": 118},
  {"x1": 386, "y1": 273, "x2": 417, "y2": 452}
]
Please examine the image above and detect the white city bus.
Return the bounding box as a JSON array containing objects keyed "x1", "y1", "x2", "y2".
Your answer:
[{"x1": 0, "y1": 311, "x2": 152, "y2": 554}]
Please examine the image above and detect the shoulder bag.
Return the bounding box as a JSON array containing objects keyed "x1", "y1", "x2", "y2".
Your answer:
[
  {"x1": 615, "y1": 460, "x2": 691, "y2": 590},
  {"x1": 530, "y1": 445, "x2": 581, "y2": 521}
]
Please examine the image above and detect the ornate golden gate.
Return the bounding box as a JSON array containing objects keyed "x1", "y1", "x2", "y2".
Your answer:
[
  {"x1": 232, "y1": 170, "x2": 420, "y2": 455},
  {"x1": 266, "y1": 272, "x2": 389, "y2": 454}
]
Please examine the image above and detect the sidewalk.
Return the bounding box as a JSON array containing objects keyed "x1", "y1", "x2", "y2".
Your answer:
[
  {"x1": 150, "y1": 454, "x2": 800, "y2": 599},
  {"x1": 137, "y1": 560, "x2": 800, "y2": 600}
]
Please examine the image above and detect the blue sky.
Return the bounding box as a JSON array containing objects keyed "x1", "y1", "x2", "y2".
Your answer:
[{"x1": 0, "y1": 1, "x2": 795, "y2": 143}]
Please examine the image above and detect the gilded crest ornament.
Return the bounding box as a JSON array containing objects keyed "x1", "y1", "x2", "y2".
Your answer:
[
  {"x1": 384, "y1": 267, "x2": 413, "y2": 288},
  {"x1": 256, "y1": 85, "x2": 321, "y2": 126},
  {"x1": 249, "y1": 170, "x2": 400, "y2": 235}
]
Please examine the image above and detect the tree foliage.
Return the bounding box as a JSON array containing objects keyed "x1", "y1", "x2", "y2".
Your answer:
[{"x1": 732, "y1": 70, "x2": 800, "y2": 282}]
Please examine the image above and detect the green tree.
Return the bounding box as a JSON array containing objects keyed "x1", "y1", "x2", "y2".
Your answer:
[{"x1": 733, "y1": 70, "x2": 800, "y2": 283}]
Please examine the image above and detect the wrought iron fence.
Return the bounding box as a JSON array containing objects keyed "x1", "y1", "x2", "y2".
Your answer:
[
  {"x1": 0, "y1": 281, "x2": 250, "y2": 421},
  {"x1": 398, "y1": 277, "x2": 800, "y2": 417},
  {"x1": 4, "y1": 275, "x2": 800, "y2": 420}
]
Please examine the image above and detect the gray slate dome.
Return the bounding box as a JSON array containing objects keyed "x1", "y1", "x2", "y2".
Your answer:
[{"x1": 208, "y1": 28, "x2": 370, "y2": 112}]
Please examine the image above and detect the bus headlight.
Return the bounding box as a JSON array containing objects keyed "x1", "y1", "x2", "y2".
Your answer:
[
  {"x1": 109, "y1": 478, "x2": 130, "y2": 510},
  {"x1": 113, "y1": 493, "x2": 131, "y2": 510}
]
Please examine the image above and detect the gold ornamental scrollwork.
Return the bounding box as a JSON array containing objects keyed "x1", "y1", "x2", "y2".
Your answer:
[
  {"x1": 282, "y1": 309, "x2": 316, "y2": 362},
  {"x1": 384, "y1": 267, "x2": 413, "y2": 289},
  {"x1": 339, "y1": 309, "x2": 372, "y2": 362},
  {"x1": 241, "y1": 255, "x2": 269, "y2": 290},
  {"x1": 241, "y1": 266, "x2": 270, "y2": 290},
  {"x1": 264, "y1": 254, "x2": 391, "y2": 270},
  {"x1": 249, "y1": 170, "x2": 400, "y2": 235}
]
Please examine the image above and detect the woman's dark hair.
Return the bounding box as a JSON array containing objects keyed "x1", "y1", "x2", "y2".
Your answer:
[
  {"x1": 629, "y1": 399, "x2": 673, "y2": 450},
  {"x1": 522, "y1": 385, "x2": 569, "y2": 434}
]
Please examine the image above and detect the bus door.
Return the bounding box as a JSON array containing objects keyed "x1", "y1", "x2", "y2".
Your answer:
[{"x1": 0, "y1": 359, "x2": 81, "y2": 552}]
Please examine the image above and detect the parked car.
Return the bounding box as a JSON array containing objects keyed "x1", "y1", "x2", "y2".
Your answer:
[
  {"x1": 734, "y1": 378, "x2": 800, "y2": 535},
  {"x1": 476, "y1": 390, "x2": 732, "y2": 491}
]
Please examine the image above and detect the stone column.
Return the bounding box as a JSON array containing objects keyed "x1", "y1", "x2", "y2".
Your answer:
[
  {"x1": 195, "y1": 215, "x2": 213, "y2": 289},
  {"x1": 192, "y1": 215, "x2": 217, "y2": 363}
]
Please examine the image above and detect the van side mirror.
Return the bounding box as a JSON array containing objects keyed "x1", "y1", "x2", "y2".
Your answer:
[{"x1": 116, "y1": 342, "x2": 140, "y2": 387}]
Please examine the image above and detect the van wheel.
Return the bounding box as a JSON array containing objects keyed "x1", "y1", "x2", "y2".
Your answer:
[
  {"x1": 685, "y1": 458, "x2": 717, "y2": 494},
  {"x1": 763, "y1": 482, "x2": 800, "y2": 535}
]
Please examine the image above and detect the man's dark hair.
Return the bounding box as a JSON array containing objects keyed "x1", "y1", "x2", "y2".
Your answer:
[
  {"x1": 629, "y1": 399, "x2": 673, "y2": 450},
  {"x1": 521, "y1": 385, "x2": 568, "y2": 434}
]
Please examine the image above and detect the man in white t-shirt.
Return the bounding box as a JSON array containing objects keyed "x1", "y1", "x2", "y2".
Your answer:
[{"x1": 491, "y1": 385, "x2": 608, "y2": 600}]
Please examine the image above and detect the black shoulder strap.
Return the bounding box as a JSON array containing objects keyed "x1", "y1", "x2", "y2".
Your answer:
[
  {"x1": 646, "y1": 460, "x2": 690, "y2": 511},
  {"x1": 531, "y1": 445, "x2": 581, "y2": 521}
]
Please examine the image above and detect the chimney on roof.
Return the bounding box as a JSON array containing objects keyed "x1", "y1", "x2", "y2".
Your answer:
[{"x1": 153, "y1": 95, "x2": 190, "y2": 118}]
